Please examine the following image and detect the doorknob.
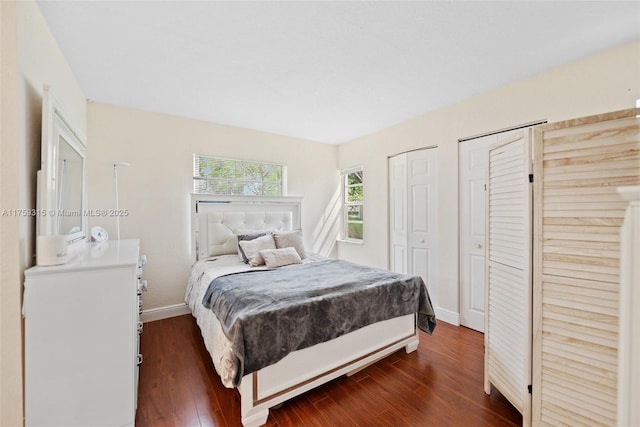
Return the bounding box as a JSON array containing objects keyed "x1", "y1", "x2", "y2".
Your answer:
[{"x1": 476, "y1": 243, "x2": 482, "y2": 248}]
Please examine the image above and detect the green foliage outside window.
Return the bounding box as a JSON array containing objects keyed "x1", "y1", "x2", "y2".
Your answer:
[
  {"x1": 193, "y1": 155, "x2": 284, "y2": 196},
  {"x1": 346, "y1": 171, "x2": 363, "y2": 203},
  {"x1": 344, "y1": 169, "x2": 363, "y2": 240}
]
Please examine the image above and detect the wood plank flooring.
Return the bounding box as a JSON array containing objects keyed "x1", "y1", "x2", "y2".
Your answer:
[{"x1": 135, "y1": 315, "x2": 522, "y2": 427}]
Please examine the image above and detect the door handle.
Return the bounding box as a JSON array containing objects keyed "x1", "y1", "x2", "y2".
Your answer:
[{"x1": 476, "y1": 243, "x2": 482, "y2": 249}]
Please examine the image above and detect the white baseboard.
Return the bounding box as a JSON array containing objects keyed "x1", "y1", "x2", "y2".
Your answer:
[
  {"x1": 141, "y1": 303, "x2": 191, "y2": 323},
  {"x1": 435, "y1": 307, "x2": 460, "y2": 326}
]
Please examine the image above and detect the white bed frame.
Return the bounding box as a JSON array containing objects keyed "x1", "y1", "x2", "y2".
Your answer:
[{"x1": 191, "y1": 194, "x2": 419, "y2": 427}]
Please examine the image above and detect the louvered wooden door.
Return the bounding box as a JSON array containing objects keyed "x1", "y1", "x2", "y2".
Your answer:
[
  {"x1": 532, "y1": 109, "x2": 640, "y2": 426},
  {"x1": 485, "y1": 130, "x2": 532, "y2": 425}
]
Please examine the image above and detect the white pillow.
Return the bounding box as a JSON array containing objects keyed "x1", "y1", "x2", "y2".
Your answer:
[
  {"x1": 272, "y1": 229, "x2": 306, "y2": 260},
  {"x1": 238, "y1": 234, "x2": 276, "y2": 266},
  {"x1": 236, "y1": 231, "x2": 271, "y2": 263},
  {"x1": 259, "y1": 247, "x2": 302, "y2": 268}
]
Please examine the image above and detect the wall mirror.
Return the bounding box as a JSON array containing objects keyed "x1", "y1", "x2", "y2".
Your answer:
[{"x1": 37, "y1": 86, "x2": 87, "y2": 244}]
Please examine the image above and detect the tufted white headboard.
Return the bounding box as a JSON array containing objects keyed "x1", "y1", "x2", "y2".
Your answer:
[{"x1": 191, "y1": 194, "x2": 302, "y2": 261}]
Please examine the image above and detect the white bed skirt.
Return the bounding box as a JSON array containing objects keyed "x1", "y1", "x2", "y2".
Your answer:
[{"x1": 239, "y1": 313, "x2": 418, "y2": 427}]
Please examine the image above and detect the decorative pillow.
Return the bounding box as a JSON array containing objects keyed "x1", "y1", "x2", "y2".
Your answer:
[
  {"x1": 259, "y1": 247, "x2": 302, "y2": 268},
  {"x1": 236, "y1": 231, "x2": 271, "y2": 263},
  {"x1": 273, "y1": 229, "x2": 306, "y2": 260},
  {"x1": 238, "y1": 234, "x2": 276, "y2": 266}
]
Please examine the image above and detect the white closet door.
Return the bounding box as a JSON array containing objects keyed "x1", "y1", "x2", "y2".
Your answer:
[
  {"x1": 459, "y1": 136, "x2": 492, "y2": 332},
  {"x1": 485, "y1": 131, "x2": 532, "y2": 425},
  {"x1": 388, "y1": 148, "x2": 438, "y2": 300},
  {"x1": 407, "y1": 149, "x2": 438, "y2": 296},
  {"x1": 389, "y1": 153, "x2": 408, "y2": 274}
]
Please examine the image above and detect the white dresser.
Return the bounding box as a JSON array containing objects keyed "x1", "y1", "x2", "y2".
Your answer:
[{"x1": 23, "y1": 239, "x2": 146, "y2": 427}]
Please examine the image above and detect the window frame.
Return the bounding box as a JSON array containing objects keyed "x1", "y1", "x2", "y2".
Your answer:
[
  {"x1": 341, "y1": 166, "x2": 364, "y2": 242},
  {"x1": 193, "y1": 154, "x2": 287, "y2": 197}
]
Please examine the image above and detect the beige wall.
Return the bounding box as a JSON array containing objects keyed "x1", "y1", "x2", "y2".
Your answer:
[
  {"x1": 1, "y1": 1, "x2": 87, "y2": 425},
  {"x1": 1, "y1": 2, "x2": 21, "y2": 425},
  {"x1": 337, "y1": 40, "x2": 640, "y2": 323},
  {"x1": 86, "y1": 104, "x2": 340, "y2": 311}
]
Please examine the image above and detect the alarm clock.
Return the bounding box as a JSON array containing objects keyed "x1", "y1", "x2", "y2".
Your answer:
[{"x1": 91, "y1": 226, "x2": 109, "y2": 242}]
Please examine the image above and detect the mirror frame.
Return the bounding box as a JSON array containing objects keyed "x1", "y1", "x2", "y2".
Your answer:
[{"x1": 37, "y1": 86, "x2": 87, "y2": 244}]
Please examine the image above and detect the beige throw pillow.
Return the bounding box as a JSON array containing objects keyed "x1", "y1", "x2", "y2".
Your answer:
[
  {"x1": 238, "y1": 234, "x2": 276, "y2": 266},
  {"x1": 273, "y1": 230, "x2": 306, "y2": 259},
  {"x1": 236, "y1": 231, "x2": 271, "y2": 263},
  {"x1": 259, "y1": 247, "x2": 302, "y2": 268}
]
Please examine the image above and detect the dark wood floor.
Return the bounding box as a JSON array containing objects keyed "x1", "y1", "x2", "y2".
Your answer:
[{"x1": 135, "y1": 315, "x2": 521, "y2": 427}]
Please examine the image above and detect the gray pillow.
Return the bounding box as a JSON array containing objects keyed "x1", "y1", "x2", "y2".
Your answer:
[
  {"x1": 238, "y1": 234, "x2": 277, "y2": 266},
  {"x1": 237, "y1": 231, "x2": 270, "y2": 263}
]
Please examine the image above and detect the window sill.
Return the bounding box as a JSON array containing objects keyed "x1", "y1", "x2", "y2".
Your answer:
[{"x1": 336, "y1": 238, "x2": 364, "y2": 245}]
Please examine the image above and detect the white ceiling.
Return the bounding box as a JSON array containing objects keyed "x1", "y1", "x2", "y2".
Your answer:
[{"x1": 37, "y1": 1, "x2": 640, "y2": 144}]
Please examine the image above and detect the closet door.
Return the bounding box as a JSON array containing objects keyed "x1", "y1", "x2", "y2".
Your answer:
[
  {"x1": 389, "y1": 149, "x2": 438, "y2": 299},
  {"x1": 459, "y1": 136, "x2": 492, "y2": 332},
  {"x1": 389, "y1": 153, "x2": 408, "y2": 274},
  {"x1": 532, "y1": 109, "x2": 640, "y2": 426},
  {"x1": 484, "y1": 131, "x2": 532, "y2": 425},
  {"x1": 407, "y1": 149, "x2": 438, "y2": 296}
]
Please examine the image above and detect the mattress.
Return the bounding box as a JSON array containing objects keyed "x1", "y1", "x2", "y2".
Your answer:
[{"x1": 185, "y1": 253, "x2": 324, "y2": 387}]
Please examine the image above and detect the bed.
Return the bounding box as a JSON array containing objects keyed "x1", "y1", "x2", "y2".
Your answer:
[{"x1": 187, "y1": 195, "x2": 436, "y2": 426}]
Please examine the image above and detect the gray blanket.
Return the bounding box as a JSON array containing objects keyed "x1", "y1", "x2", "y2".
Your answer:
[{"x1": 202, "y1": 259, "x2": 436, "y2": 386}]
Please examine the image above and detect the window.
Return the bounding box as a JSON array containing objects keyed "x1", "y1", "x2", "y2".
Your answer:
[
  {"x1": 193, "y1": 155, "x2": 285, "y2": 196},
  {"x1": 342, "y1": 167, "x2": 363, "y2": 241}
]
